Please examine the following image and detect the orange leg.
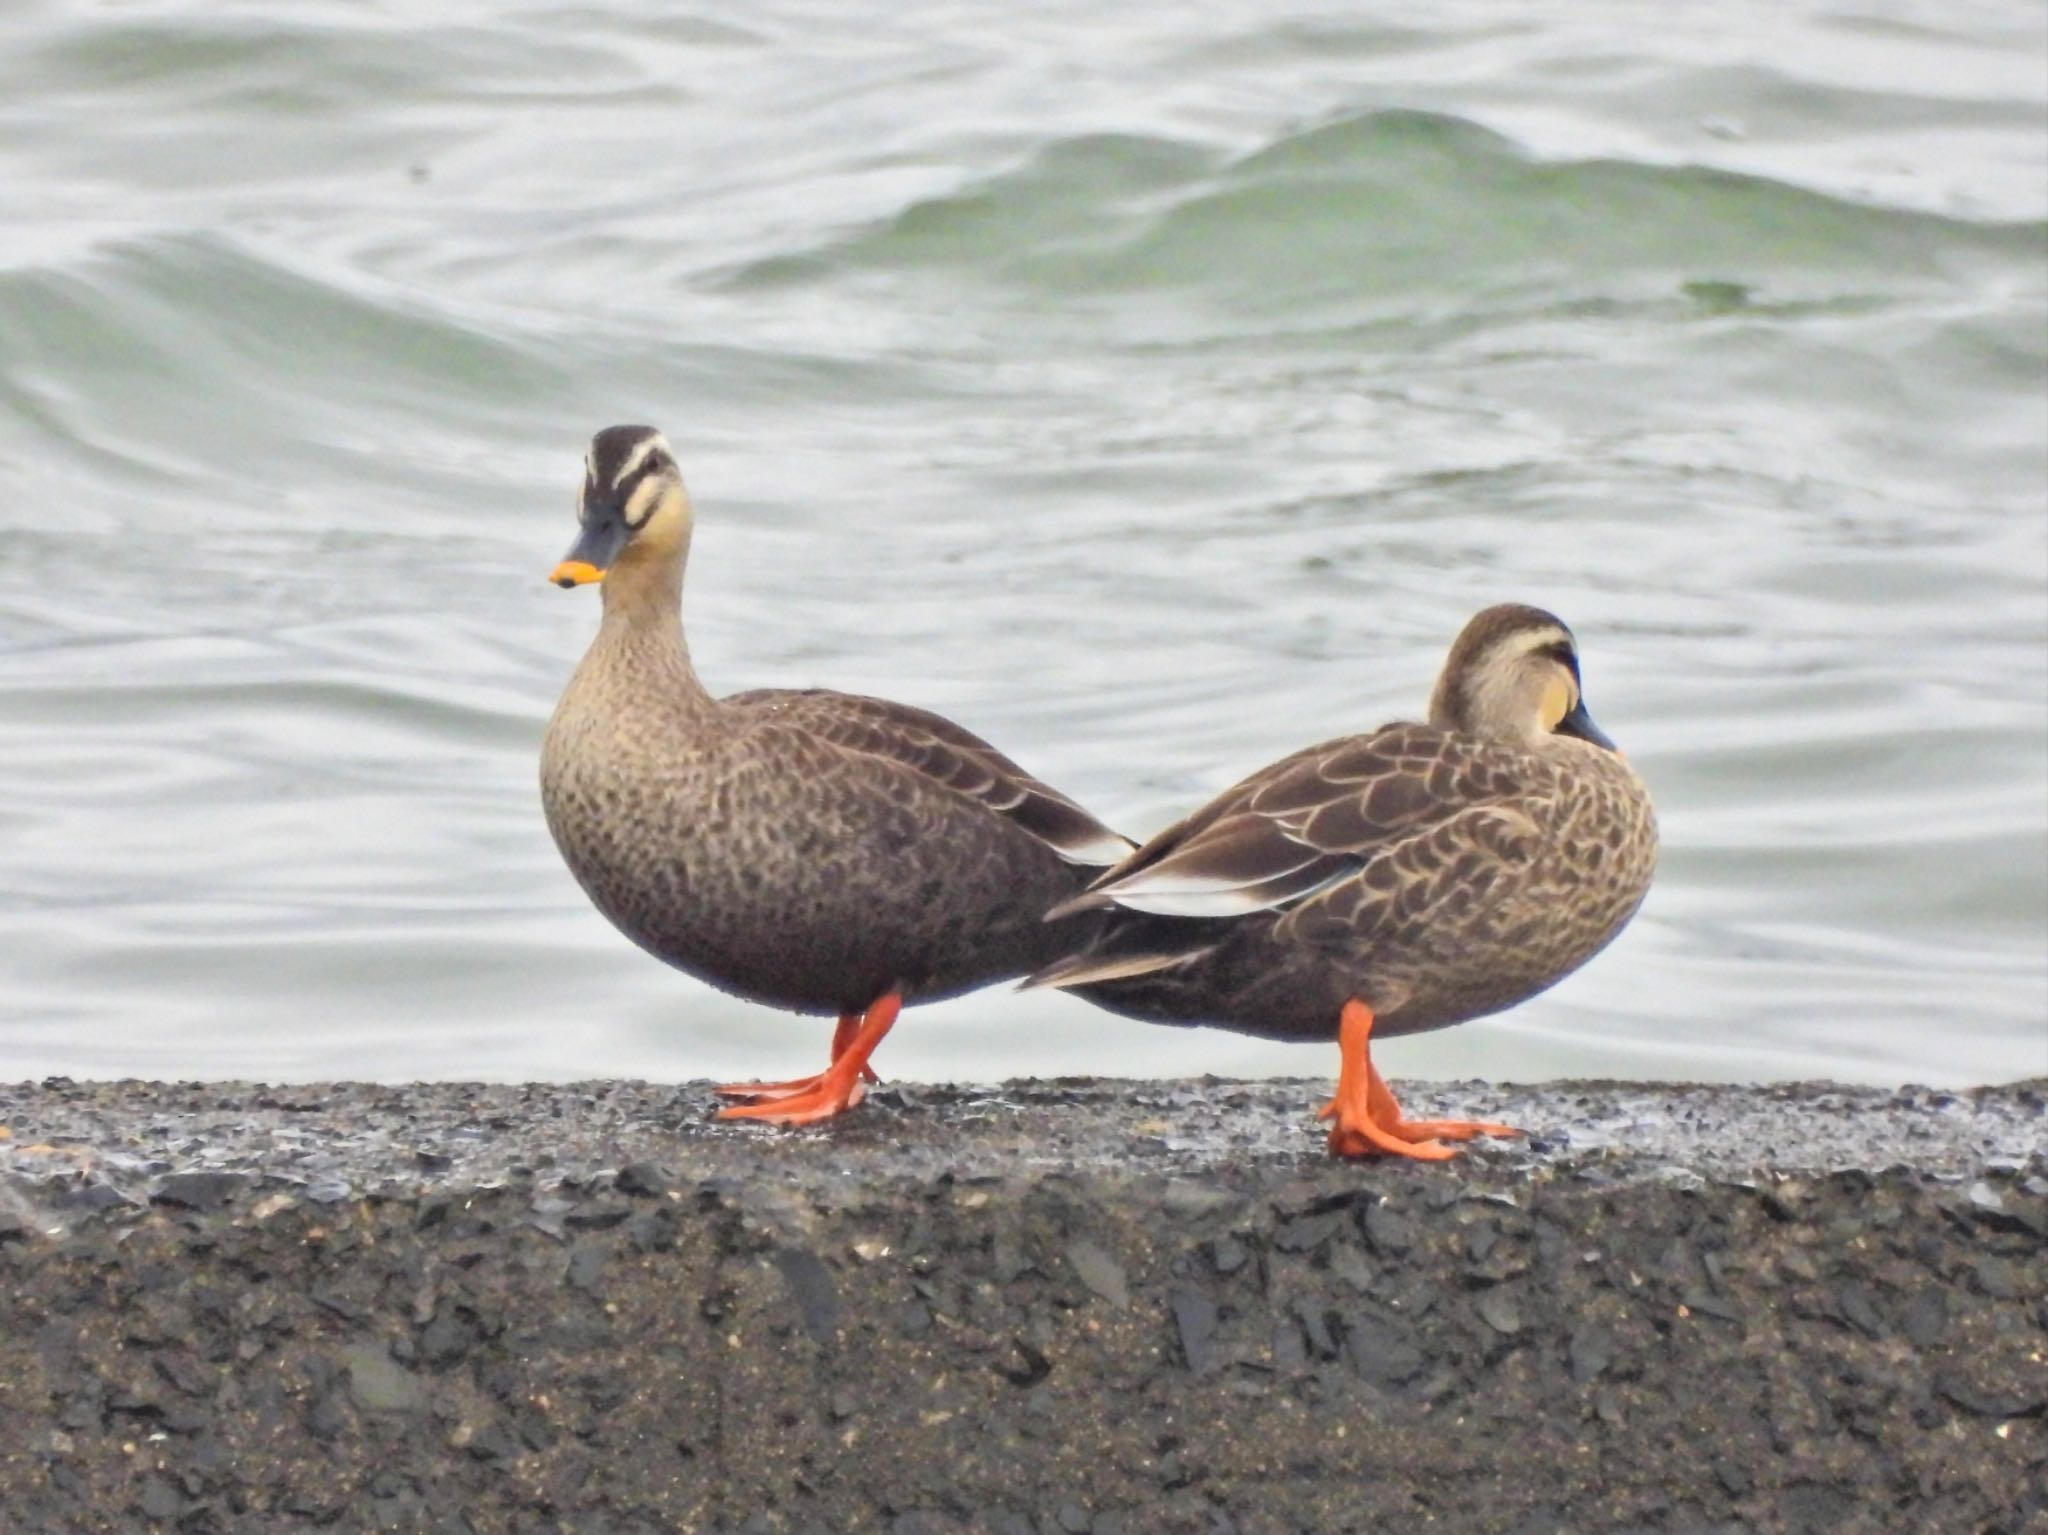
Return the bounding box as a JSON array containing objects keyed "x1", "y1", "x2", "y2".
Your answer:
[
  {"x1": 1315, "y1": 999, "x2": 1520, "y2": 1160},
  {"x1": 1363, "y1": 1052, "x2": 1518, "y2": 1144},
  {"x1": 715, "y1": 993, "x2": 901, "y2": 1126},
  {"x1": 713, "y1": 1011, "x2": 882, "y2": 1102}
]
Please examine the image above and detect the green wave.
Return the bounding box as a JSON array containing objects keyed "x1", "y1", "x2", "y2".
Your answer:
[
  {"x1": 0, "y1": 232, "x2": 570, "y2": 474},
  {"x1": 743, "y1": 109, "x2": 2047, "y2": 314}
]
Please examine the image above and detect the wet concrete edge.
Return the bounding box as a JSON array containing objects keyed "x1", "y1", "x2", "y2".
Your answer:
[{"x1": 1, "y1": 1077, "x2": 2044, "y2": 1534}]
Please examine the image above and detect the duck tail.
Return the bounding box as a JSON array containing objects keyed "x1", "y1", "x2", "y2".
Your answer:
[
  {"x1": 1020, "y1": 944, "x2": 1213, "y2": 991},
  {"x1": 1042, "y1": 887, "x2": 1114, "y2": 922}
]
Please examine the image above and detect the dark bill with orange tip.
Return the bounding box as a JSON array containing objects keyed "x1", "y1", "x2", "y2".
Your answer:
[{"x1": 549, "y1": 502, "x2": 633, "y2": 588}]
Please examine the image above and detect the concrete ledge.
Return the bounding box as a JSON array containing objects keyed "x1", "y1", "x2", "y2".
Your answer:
[{"x1": 1, "y1": 1078, "x2": 2043, "y2": 1534}]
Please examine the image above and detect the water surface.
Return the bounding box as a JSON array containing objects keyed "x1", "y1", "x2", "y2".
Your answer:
[{"x1": 2, "y1": 0, "x2": 2044, "y2": 1088}]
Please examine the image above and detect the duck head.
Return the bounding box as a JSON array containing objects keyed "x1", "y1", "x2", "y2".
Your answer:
[
  {"x1": 550, "y1": 425, "x2": 693, "y2": 589},
  {"x1": 1427, "y1": 603, "x2": 1618, "y2": 752}
]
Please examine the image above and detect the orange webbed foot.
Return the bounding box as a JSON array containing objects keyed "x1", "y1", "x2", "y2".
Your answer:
[
  {"x1": 1318, "y1": 1000, "x2": 1516, "y2": 1162},
  {"x1": 713, "y1": 995, "x2": 900, "y2": 1127},
  {"x1": 715, "y1": 1076, "x2": 870, "y2": 1125},
  {"x1": 714, "y1": 1066, "x2": 823, "y2": 1102},
  {"x1": 1319, "y1": 1096, "x2": 1457, "y2": 1161},
  {"x1": 714, "y1": 1010, "x2": 885, "y2": 1102},
  {"x1": 1389, "y1": 1116, "x2": 1521, "y2": 1144}
]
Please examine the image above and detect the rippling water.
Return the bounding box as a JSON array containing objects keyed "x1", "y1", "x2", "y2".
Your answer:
[{"x1": 3, "y1": 0, "x2": 2044, "y2": 1089}]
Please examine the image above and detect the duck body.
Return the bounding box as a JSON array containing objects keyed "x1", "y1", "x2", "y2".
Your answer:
[
  {"x1": 1039, "y1": 720, "x2": 1656, "y2": 1043},
  {"x1": 540, "y1": 425, "x2": 1129, "y2": 1126},
  {"x1": 1028, "y1": 603, "x2": 1656, "y2": 1159},
  {"x1": 543, "y1": 642, "x2": 1114, "y2": 1016}
]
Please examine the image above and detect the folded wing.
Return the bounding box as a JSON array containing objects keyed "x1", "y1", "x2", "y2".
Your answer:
[
  {"x1": 728, "y1": 688, "x2": 1133, "y2": 866},
  {"x1": 1051, "y1": 723, "x2": 1534, "y2": 922}
]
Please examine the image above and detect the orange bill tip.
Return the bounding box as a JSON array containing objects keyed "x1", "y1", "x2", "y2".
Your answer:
[{"x1": 550, "y1": 560, "x2": 605, "y2": 588}]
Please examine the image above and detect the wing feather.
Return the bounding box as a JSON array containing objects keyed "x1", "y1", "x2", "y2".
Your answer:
[
  {"x1": 726, "y1": 688, "x2": 1133, "y2": 865},
  {"x1": 1076, "y1": 722, "x2": 1539, "y2": 921}
]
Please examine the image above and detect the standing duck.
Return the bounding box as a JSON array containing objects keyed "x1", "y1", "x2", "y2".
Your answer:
[
  {"x1": 1026, "y1": 604, "x2": 1657, "y2": 1160},
  {"x1": 541, "y1": 425, "x2": 1132, "y2": 1125}
]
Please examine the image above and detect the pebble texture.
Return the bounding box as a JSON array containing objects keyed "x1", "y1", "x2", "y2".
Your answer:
[{"x1": 0, "y1": 1076, "x2": 2043, "y2": 1534}]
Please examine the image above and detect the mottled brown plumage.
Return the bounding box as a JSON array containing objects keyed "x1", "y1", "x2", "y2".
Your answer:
[
  {"x1": 1026, "y1": 604, "x2": 1656, "y2": 1158},
  {"x1": 541, "y1": 426, "x2": 1130, "y2": 1120}
]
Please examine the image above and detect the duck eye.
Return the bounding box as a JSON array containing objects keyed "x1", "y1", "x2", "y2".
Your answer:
[{"x1": 1537, "y1": 640, "x2": 1580, "y2": 681}]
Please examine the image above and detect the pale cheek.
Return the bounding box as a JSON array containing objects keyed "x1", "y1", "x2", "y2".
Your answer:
[{"x1": 632, "y1": 498, "x2": 690, "y2": 554}]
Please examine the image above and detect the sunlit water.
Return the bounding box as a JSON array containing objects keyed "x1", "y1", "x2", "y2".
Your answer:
[{"x1": 2, "y1": 0, "x2": 2044, "y2": 1090}]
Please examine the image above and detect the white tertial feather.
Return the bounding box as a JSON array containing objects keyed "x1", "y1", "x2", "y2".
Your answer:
[
  {"x1": 1092, "y1": 854, "x2": 1353, "y2": 916},
  {"x1": 1050, "y1": 828, "x2": 1139, "y2": 867},
  {"x1": 1099, "y1": 885, "x2": 1294, "y2": 918}
]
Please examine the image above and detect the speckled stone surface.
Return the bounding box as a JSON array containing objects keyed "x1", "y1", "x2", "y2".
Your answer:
[{"x1": 1, "y1": 1077, "x2": 2043, "y2": 1534}]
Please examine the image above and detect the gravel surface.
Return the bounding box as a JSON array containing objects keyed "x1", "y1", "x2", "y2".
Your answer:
[{"x1": 1, "y1": 1076, "x2": 2043, "y2": 1534}]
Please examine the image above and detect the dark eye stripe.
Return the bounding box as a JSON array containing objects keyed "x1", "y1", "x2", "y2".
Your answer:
[{"x1": 1537, "y1": 639, "x2": 1580, "y2": 682}]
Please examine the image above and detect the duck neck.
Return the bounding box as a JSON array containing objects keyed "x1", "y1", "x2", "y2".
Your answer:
[
  {"x1": 591, "y1": 540, "x2": 711, "y2": 709},
  {"x1": 1429, "y1": 667, "x2": 1547, "y2": 753}
]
